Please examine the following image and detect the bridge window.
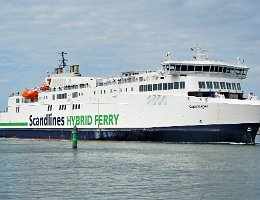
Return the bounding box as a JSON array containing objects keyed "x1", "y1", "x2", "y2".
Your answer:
[
  {"x1": 203, "y1": 66, "x2": 210, "y2": 72},
  {"x1": 181, "y1": 65, "x2": 187, "y2": 71},
  {"x1": 214, "y1": 66, "x2": 219, "y2": 72},
  {"x1": 219, "y1": 66, "x2": 223, "y2": 72},
  {"x1": 210, "y1": 66, "x2": 215, "y2": 72},
  {"x1": 223, "y1": 67, "x2": 227, "y2": 73},
  {"x1": 195, "y1": 66, "x2": 202, "y2": 71},
  {"x1": 188, "y1": 65, "x2": 194, "y2": 71},
  {"x1": 176, "y1": 65, "x2": 181, "y2": 71}
]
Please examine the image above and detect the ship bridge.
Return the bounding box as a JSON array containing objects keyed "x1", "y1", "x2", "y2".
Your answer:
[
  {"x1": 161, "y1": 46, "x2": 249, "y2": 79},
  {"x1": 161, "y1": 60, "x2": 248, "y2": 79}
]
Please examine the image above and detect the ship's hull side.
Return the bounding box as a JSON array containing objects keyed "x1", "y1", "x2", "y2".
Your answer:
[{"x1": 0, "y1": 123, "x2": 258, "y2": 143}]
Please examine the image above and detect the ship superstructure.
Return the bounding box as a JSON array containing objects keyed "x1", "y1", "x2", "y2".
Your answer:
[{"x1": 1, "y1": 47, "x2": 260, "y2": 143}]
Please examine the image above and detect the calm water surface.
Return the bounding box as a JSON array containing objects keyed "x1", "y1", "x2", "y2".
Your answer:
[{"x1": 1, "y1": 136, "x2": 260, "y2": 200}]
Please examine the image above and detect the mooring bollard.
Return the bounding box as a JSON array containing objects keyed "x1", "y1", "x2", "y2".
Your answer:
[{"x1": 72, "y1": 125, "x2": 78, "y2": 149}]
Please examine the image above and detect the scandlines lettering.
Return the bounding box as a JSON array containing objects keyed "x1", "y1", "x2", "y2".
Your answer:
[{"x1": 29, "y1": 114, "x2": 65, "y2": 126}]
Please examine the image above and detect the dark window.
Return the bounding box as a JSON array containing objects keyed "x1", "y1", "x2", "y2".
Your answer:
[
  {"x1": 174, "y1": 82, "x2": 179, "y2": 89},
  {"x1": 237, "y1": 83, "x2": 241, "y2": 90},
  {"x1": 72, "y1": 92, "x2": 78, "y2": 98},
  {"x1": 213, "y1": 82, "x2": 220, "y2": 89},
  {"x1": 195, "y1": 66, "x2": 202, "y2": 71},
  {"x1": 220, "y1": 82, "x2": 226, "y2": 89},
  {"x1": 181, "y1": 65, "x2": 187, "y2": 71},
  {"x1": 153, "y1": 84, "x2": 158, "y2": 91},
  {"x1": 163, "y1": 83, "x2": 167, "y2": 90},
  {"x1": 158, "y1": 83, "x2": 162, "y2": 90},
  {"x1": 226, "y1": 68, "x2": 231, "y2": 73},
  {"x1": 139, "y1": 85, "x2": 144, "y2": 92},
  {"x1": 219, "y1": 67, "x2": 223, "y2": 72},
  {"x1": 198, "y1": 81, "x2": 206, "y2": 89},
  {"x1": 223, "y1": 67, "x2": 227, "y2": 73},
  {"x1": 203, "y1": 66, "x2": 210, "y2": 72},
  {"x1": 57, "y1": 93, "x2": 67, "y2": 99},
  {"x1": 180, "y1": 82, "x2": 185, "y2": 89},
  {"x1": 214, "y1": 66, "x2": 219, "y2": 72},
  {"x1": 144, "y1": 85, "x2": 148, "y2": 92},
  {"x1": 176, "y1": 65, "x2": 181, "y2": 71},
  {"x1": 232, "y1": 83, "x2": 237, "y2": 90},
  {"x1": 188, "y1": 65, "x2": 194, "y2": 71},
  {"x1": 148, "y1": 84, "x2": 152, "y2": 91},
  {"x1": 210, "y1": 66, "x2": 215, "y2": 72},
  {"x1": 168, "y1": 83, "x2": 173, "y2": 90},
  {"x1": 206, "y1": 81, "x2": 213, "y2": 89},
  {"x1": 226, "y1": 82, "x2": 231, "y2": 89}
]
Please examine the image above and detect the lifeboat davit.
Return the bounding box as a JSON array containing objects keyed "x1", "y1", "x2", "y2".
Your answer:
[
  {"x1": 40, "y1": 85, "x2": 50, "y2": 91},
  {"x1": 22, "y1": 90, "x2": 38, "y2": 100}
]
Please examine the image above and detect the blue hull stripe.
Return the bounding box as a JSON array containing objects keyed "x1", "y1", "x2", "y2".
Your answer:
[{"x1": 0, "y1": 123, "x2": 259, "y2": 143}]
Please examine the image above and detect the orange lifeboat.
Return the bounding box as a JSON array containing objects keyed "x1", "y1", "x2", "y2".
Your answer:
[
  {"x1": 40, "y1": 85, "x2": 50, "y2": 91},
  {"x1": 22, "y1": 90, "x2": 38, "y2": 100}
]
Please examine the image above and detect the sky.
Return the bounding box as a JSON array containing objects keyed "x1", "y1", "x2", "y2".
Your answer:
[{"x1": 0, "y1": 0, "x2": 260, "y2": 109}]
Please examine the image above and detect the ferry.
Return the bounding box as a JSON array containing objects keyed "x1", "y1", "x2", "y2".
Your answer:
[{"x1": 1, "y1": 46, "x2": 260, "y2": 143}]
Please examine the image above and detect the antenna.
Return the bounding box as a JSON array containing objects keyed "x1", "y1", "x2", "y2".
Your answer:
[
  {"x1": 166, "y1": 52, "x2": 171, "y2": 61},
  {"x1": 191, "y1": 44, "x2": 212, "y2": 60},
  {"x1": 58, "y1": 51, "x2": 68, "y2": 69}
]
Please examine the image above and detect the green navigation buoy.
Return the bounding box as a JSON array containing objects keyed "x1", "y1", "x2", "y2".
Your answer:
[{"x1": 72, "y1": 125, "x2": 78, "y2": 149}]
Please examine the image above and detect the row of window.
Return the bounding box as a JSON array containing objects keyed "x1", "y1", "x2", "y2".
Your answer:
[
  {"x1": 198, "y1": 81, "x2": 241, "y2": 90},
  {"x1": 139, "y1": 82, "x2": 185, "y2": 92},
  {"x1": 58, "y1": 104, "x2": 81, "y2": 111},
  {"x1": 72, "y1": 104, "x2": 81, "y2": 110},
  {"x1": 53, "y1": 92, "x2": 83, "y2": 100},
  {"x1": 57, "y1": 93, "x2": 67, "y2": 100},
  {"x1": 163, "y1": 64, "x2": 247, "y2": 76}
]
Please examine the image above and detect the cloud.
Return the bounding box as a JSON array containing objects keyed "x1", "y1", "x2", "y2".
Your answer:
[{"x1": 0, "y1": 0, "x2": 260, "y2": 108}]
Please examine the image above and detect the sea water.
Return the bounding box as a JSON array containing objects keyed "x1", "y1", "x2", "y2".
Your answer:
[{"x1": 0, "y1": 136, "x2": 260, "y2": 200}]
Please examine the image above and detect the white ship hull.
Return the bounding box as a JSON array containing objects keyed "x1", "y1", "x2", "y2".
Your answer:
[{"x1": 1, "y1": 93, "x2": 259, "y2": 143}]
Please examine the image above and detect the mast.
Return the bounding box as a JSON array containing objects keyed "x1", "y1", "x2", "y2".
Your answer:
[{"x1": 58, "y1": 51, "x2": 68, "y2": 69}]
